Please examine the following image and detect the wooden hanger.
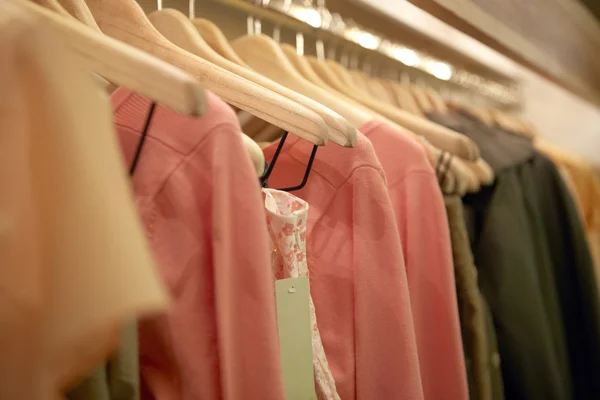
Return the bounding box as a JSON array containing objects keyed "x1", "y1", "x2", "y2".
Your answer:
[
  {"x1": 517, "y1": 119, "x2": 538, "y2": 140},
  {"x1": 348, "y1": 70, "x2": 371, "y2": 93},
  {"x1": 282, "y1": 49, "x2": 374, "y2": 123},
  {"x1": 454, "y1": 158, "x2": 480, "y2": 193},
  {"x1": 191, "y1": 18, "x2": 249, "y2": 67},
  {"x1": 159, "y1": 11, "x2": 357, "y2": 147},
  {"x1": 280, "y1": 43, "x2": 339, "y2": 90},
  {"x1": 365, "y1": 77, "x2": 396, "y2": 105},
  {"x1": 470, "y1": 159, "x2": 495, "y2": 185},
  {"x1": 230, "y1": 34, "x2": 372, "y2": 129},
  {"x1": 409, "y1": 85, "x2": 435, "y2": 114},
  {"x1": 241, "y1": 133, "x2": 266, "y2": 177},
  {"x1": 322, "y1": 58, "x2": 484, "y2": 191},
  {"x1": 345, "y1": 69, "x2": 393, "y2": 104},
  {"x1": 85, "y1": 0, "x2": 331, "y2": 147},
  {"x1": 388, "y1": 81, "x2": 423, "y2": 115},
  {"x1": 424, "y1": 87, "x2": 449, "y2": 115},
  {"x1": 373, "y1": 78, "x2": 403, "y2": 108},
  {"x1": 281, "y1": 42, "x2": 481, "y2": 189},
  {"x1": 31, "y1": 0, "x2": 115, "y2": 91},
  {"x1": 308, "y1": 57, "x2": 479, "y2": 161},
  {"x1": 42, "y1": 0, "x2": 100, "y2": 31},
  {"x1": 148, "y1": 8, "x2": 351, "y2": 146},
  {"x1": 17, "y1": 0, "x2": 206, "y2": 116}
]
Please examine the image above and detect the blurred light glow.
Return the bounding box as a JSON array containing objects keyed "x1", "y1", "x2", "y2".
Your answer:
[
  {"x1": 426, "y1": 61, "x2": 453, "y2": 80},
  {"x1": 290, "y1": 7, "x2": 322, "y2": 28},
  {"x1": 358, "y1": 32, "x2": 380, "y2": 49},
  {"x1": 394, "y1": 48, "x2": 419, "y2": 66},
  {"x1": 345, "y1": 28, "x2": 381, "y2": 49}
]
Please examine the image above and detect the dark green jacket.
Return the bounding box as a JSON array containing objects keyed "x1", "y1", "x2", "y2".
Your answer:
[
  {"x1": 431, "y1": 112, "x2": 600, "y2": 399},
  {"x1": 66, "y1": 323, "x2": 139, "y2": 400}
]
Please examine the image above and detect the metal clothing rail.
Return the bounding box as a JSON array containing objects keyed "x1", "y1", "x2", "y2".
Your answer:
[{"x1": 213, "y1": 0, "x2": 521, "y2": 108}]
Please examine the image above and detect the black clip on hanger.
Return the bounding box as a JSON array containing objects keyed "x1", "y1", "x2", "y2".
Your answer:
[
  {"x1": 260, "y1": 131, "x2": 318, "y2": 192},
  {"x1": 129, "y1": 102, "x2": 157, "y2": 176}
]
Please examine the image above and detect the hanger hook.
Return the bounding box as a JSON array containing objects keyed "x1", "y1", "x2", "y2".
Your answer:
[
  {"x1": 260, "y1": 132, "x2": 318, "y2": 192},
  {"x1": 189, "y1": 0, "x2": 195, "y2": 19},
  {"x1": 296, "y1": 32, "x2": 305, "y2": 55},
  {"x1": 130, "y1": 102, "x2": 157, "y2": 176}
]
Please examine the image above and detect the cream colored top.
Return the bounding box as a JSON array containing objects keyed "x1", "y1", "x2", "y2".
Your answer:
[{"x1": 0, "y1": 5, "x2": 168, "y2": 399}]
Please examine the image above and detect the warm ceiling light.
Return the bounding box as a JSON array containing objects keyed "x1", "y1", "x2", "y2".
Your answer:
[
  {"x1": 394, "y1": 48, "x2": 419, "y2": 67},
  {"x1": 357, "y1": 31, "x2": 381, "y2": 49},
  {"x1": 290, "y1": 6, "x2": 322, "y2": 28},
  {"x1": 427, "y1": 61, "x2": 453, "y2": 81},
  {"x1": 345, "y1": 28, "x2": 381, "y2": 49}
]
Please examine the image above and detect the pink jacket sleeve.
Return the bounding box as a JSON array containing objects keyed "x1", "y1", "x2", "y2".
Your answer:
[
  {"x1": 210, "y1": 127, "x2": 286, "y2": 400},
  {"x1": 352, "y1": 167, "x2": 425, "y2": 400},
  {"x1": 136, "y1": 124, "x2": 285, "y2": 400},
  {"x1": 389, "y1": 171, "x2": 469, "y2": 400}
]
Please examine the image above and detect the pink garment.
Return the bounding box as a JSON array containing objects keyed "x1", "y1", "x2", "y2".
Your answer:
[
  {"x1": 360, "y1": 119, "x2": 468, "y2": 400},
  {"x1": 262, "y1": 189, "x2": 340, "y2": 400},
  {"x1": 262, "y1": 134, "x2": 424, "y2": 400},
  {"x1": 111, "y1": 88, "x2": 285, "y2": 400}
]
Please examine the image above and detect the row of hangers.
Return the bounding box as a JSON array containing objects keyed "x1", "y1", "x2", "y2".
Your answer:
[{"x1": 15, "y1": 0, "x2": 530, "y2": 196}]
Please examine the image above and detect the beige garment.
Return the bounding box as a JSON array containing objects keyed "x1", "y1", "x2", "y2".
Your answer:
[
  {"x1": 536, "y1": 139, "x2": 600, "y2": 286},
  {"x1": 0, "y1": 5, "x2": 168, "y2": 399},
  {"x1": 445, "y1": 196, "x2": 504, "y2": 400}
]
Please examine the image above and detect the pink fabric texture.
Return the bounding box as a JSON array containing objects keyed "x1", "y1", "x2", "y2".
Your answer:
[
  {"x1": 360, "y1": 119, "x2": 468, "y2": 400},
  {"x1": 111, "y1": 88, "x2": 285, "y2": 400},
  {"x1": 262, "y1": 189, "x2": 340, "y2": 400},
  {"x1": 262, "y1": 134, "x2": 424, "y2": 400}
]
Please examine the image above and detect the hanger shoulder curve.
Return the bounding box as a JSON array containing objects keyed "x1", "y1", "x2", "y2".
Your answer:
[
  {"x1": 86, "y1": 0, "x2": 330, "y2": 147},
  {"x1": 232, "y1": 34, "x2": 370, "y2": 131},
  {"x1": 191, "y1": 18, "x2": 249, "y2": 67},
  {"x1": 17, "y1": 0, "x2": 206, "y2": 116},
  {"x1": 349, "y1": 71, "x2": 373, "y2": 94},
  {"x1": 307, "y1": 56, "x2": 478, "y2": 160},
  {"x1": 410, "y1": 85, "x2": 435, "y2": 114},
  {"x1": 180, "y1": 12, "x2": 356, "y2": 145},
  {"x1": 56, "y1": 0, "x2": 101, "y2": 31},
  {"x1": 150, "y1": 8, "x2": 336, "y2": 146},
  {"x1": 149, "y1": 9, "x2": 339, "y2": 146},
  {"x1": 424, "y1": 87, "x2": 449, "y2": 114},
  {"x1": 280, "y1": 44, "x2": 329, "y2": 88}
]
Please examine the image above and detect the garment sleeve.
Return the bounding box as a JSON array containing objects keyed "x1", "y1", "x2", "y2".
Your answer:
[
  {"x1": 351, "y1": 167, "x2": 424, "y2": 400},
  {"x1": 211, "y1": 127, "x2": 286, "y2": 400},
  {"x1": 0, "y1": 13, "x2": 168, "y2": 400},
  {"x1": 388, "y1": 171, "x2": 469, "y2": 400}
]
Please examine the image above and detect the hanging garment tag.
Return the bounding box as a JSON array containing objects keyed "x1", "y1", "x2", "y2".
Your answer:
[{"x1": 275, "y1": 277, "x2": 316, "y2": 400}]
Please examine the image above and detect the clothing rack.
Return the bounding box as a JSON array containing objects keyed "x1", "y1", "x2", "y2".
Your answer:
[{"x1": 211, "y1": 0, "x2": 521, "y2": 109}]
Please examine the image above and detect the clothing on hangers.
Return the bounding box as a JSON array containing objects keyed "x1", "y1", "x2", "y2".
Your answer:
[
  {"x1": 262, "y1": 188, "x2": 340, "y2": 400},
  {"x1": 358, "y1": 119, "x2": 469, "y2": 400},
  {"x1": 461, "y1": 121, "x2": 600, "y2": 400},
  {"x1": 535, "y1": 140, "x2": 600, "y2": 286},
  {"x1": 262, "y1": 132, "x2": 424, "y2": 400},
  {"x1": 110, "y1": 88, "x2": 286, "y2": 400}
]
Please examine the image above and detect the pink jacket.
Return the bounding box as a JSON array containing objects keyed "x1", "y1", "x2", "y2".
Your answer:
[
  {"x1": 263, "y1": 133, "x2": 424, "y2": 400},
  {"x1": 361, "y1": 120, "x2": 468, "y2": 400},
  {"x1": 111, "y1": 88, "x2": 285, "y2": 400}
]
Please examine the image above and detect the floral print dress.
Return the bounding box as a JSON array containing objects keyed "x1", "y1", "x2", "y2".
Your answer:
[{"x1": 262, "y1": 188, "x2": 340, "y2": 400}]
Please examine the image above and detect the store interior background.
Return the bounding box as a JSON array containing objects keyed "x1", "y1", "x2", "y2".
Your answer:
[{"x1": 143, "y1": 0, "x2": 600, "y2": 167}]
